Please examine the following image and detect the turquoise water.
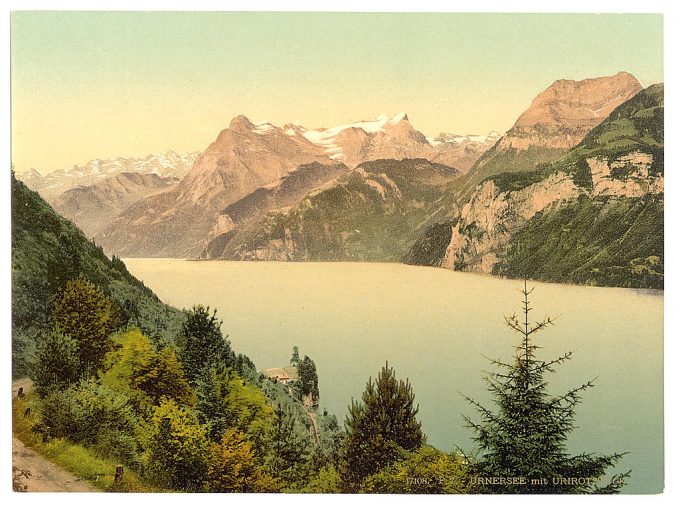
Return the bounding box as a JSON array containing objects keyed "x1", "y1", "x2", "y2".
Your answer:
[{"x1": 124, "y1": 259, "x2": 664, "y2": 493}]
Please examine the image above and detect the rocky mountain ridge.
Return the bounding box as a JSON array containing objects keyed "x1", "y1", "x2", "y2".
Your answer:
[
  {"x1": 95, "y1": 113, "x2": 497, "y2": 258},
  {"x1": 457, "y1": 72, "x2": 644, "y2": 199},
  {"x1": 51, "y1": 172, "x2": 181, "y2": 239},
  {"x1": 407, "y1": 83, "x2": 664, "y2": 289},
  {"x1": 17, "y1": 150, "x2": 197, "y2": 201}
]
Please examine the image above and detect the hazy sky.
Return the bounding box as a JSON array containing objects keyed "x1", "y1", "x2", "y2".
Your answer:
[{"x1": 11, "y1": 12, "x2": 663, "y2": 172}]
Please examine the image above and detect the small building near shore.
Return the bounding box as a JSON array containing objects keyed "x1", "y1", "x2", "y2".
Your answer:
[{"x1": 262, "y1": 366, "x2": 299, "y2": 385}]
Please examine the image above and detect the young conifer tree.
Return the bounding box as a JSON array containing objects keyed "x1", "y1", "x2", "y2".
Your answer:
[
  {"x1": 340, "y1": 362, "x2": 424, "y2": 490},
  {"x1": 464, "y1": 281, "x2": 630, "y2": 493}
]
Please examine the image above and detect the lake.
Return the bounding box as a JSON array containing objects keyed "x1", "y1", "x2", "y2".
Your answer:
[{"x1": 124, "y1": 259, "x2": 663, "y2": 493}]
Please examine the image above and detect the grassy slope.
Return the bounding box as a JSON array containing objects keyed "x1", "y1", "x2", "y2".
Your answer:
[
  {"x1": 13, "y1": 392, "x2": 159, "y2": 492},
  {"x1": 457, "y1": 144, "x2": 567, "y2": 201},
  {"x1": 11, "y1": 173, "x2": 185, "y2": 378}
]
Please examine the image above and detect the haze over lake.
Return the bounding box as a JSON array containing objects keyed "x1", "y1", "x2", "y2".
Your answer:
[{"x1": 124, "y1": 259, "x2": 663, "y2": 493}]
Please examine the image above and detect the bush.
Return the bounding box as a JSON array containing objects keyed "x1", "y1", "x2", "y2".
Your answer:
[
  {"x1": 33, "y1": 330, "x2": 81, "y2": 396},
  {"x1": 144, "y1": 399, "x2": 209, "y2": 491},
  {"x1": 204, "y1": 429, "x2": 281, "y2": 493},
  {"x1": 361, "y1": 446, "x2": 468, "y2": 494},
  {"x1": 40, "y1": 380, "x2": 141, "y2": 466}
]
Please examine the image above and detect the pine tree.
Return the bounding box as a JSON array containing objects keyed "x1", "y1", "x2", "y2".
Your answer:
[
  {"x1": 290, "y1": 346, "x2": 300, "y2": 366},
  {"x1": 463, "y1": 281, "x2": 630, "y2": 493},
  {"x1": 177, "y1": 305, "x2": 234, "y2": 383},
  {"x1": 269, "y1": 404, "x2": 312, "y2": 485},
  {"x1": 297, "y1": 355, "x2": 320, "y2": 405},
  {"x1": 340, "y1": 362, "x2": 424, "y2": 490}
]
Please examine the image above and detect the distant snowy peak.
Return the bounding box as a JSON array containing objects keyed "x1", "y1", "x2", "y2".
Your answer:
[
  {"x1": 245, "y1": 113, "x2": 497, "y2": 153},
  {"x1": 18, "y1": 150, "x2": 199, "y2": 200},
  {"x1": 429, "y1": 131, "x2": 502, "y2": 146}
]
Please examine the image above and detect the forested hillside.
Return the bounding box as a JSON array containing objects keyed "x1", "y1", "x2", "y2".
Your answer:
[{"x1": 11, "y1": 172, "x2": 184, "y2": 377}]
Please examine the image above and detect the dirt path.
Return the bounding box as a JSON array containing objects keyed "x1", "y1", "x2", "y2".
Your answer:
[
  {"x1": 12, "y1": 378, "x2": 32, "y2": 398},
  {"x1": 11, "y1": 378, "x2": 98, "y2": 492},
  {"x1": 12, "y1": 437, "x2": 99, "y2": 492}
]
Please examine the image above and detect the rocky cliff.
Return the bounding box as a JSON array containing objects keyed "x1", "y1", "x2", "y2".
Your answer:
[
  {"x1": 409, "y1": 83, "x2": 664, "y2": 289},
  {"x1": 457, "y1": 72, "x2": 643, "y2": 200}
]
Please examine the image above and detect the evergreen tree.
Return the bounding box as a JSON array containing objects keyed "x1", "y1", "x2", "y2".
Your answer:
[
  {"x1": 269, "y1": 404, "x2": 312, "y2": 486},
  {"x1": 195, "y1": 367, "x2": 273, "y2": 450},
  {"x1": 195, "y1": 367, "x2": 234, "y2": 442},
  {"x1": 297, "y1": 355, "x2": 320, "y2": 404},
  {"x1": 177, "y1": 305, "x2": 234, "y2": 383},
  {"x1": 52, "y1": 277, "x2": 120, "y2": 377},
  {"x1": 290, "y1": 346, "x2": 300, "y2": 366},
  {"x1": 33, "y1": 330, "x2": 81, "y2": 396},
  {"x1": 340, "y1": 362, "x2": 424, "y2": 490},
  {"x1": 463, "y1": 282, "x2": 630, "y2": 493}
]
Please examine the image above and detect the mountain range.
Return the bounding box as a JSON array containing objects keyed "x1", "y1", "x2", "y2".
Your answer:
[
  {"x1": 93, "y1": 114, "x2": 498, "y2": 258},
  {"x1": 15, "y1": 71, "x2": 663, "y2": 288},
  {"x1": 17, "y1": 150, "x2": 197, "y2": 201}
]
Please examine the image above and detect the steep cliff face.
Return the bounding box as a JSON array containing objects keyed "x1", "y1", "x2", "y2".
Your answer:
[
  {"x1": 442, "y1": 151, "x2": 663, "y2": 273},
  {"x1": 442, "y1": 172, "x2": 582, "y2": 272},
  {"x1": 408, "y1": 83, "x2": 664, "y2": 289}
]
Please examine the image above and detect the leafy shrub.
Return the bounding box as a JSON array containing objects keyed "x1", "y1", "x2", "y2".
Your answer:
[
  {"x1": 361, "y1": 446, "x2": 467, "y2": 494},
  {"x1": 204, "y1": 429, "x2": 281, "y2": 493},
  {"x1": 33, "y1": 330, "x2": 81, "y2": 396},
  {"x1": 40, "y1": 380, "x2": 141, "y2": 466},
  {"x1": 144, "y1": 399, "x2": 209, "y2": 491}
]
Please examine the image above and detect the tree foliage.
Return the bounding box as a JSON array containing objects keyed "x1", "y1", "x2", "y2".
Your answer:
[
  {"x1": 52, "y1": 277, "x2": 121, "y2": 376},
  {"x1": 290, "y1": 346, "x2": 300, "y2": 366},
  {"x1": 178, "y1": 305, "x2": 233, "y2": 383},
  {"x1": 204, "y1": 429, "x2": 281, "y2": 493},
  {"x1": 195, "y1": 367, "x2": 273, "y2": 450},
  {"x1": 269, "y1": 404, "x2": 312, "y2": 486},
  {"x1": 297, "y1": 355, "x2": 319, "y2": 404},
  {"x1": 145, "y1": 399, "x2": 209, "y2": 491},
  {"x1": 340, "y1": 362, "x2": 424, "y2": 490},
  {"x1": 132, "y1": 348, "x2": 195, "y2": 407},
  {"x1": 463, "y1": 282, "x2": 630, "y2": 493},
  {"x1": 33, "y1": 330, "x2": 81, "y2": 396}
]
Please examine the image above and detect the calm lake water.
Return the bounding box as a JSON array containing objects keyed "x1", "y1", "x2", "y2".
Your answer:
[{"x1": 124, "y1": 259, "x2": 663, "y2": 493}]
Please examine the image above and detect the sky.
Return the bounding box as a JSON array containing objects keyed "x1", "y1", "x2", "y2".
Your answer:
[{"x1": 10, "y1": 11, "x2": 663, "y2": 172}]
